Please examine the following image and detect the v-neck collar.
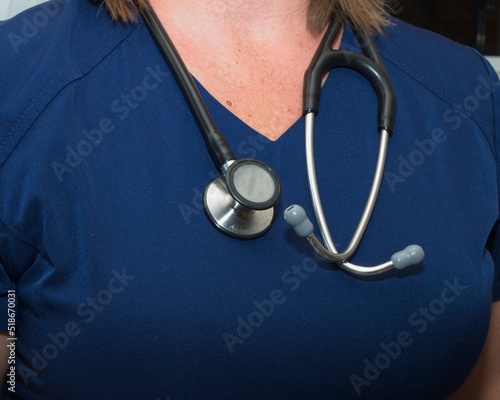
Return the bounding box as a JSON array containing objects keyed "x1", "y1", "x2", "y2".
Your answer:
[{"x1": 190, "y1": 23, "x2": 361, "y2": 151}]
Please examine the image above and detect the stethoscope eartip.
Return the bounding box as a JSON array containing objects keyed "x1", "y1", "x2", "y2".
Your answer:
[
  {"x1": 284, "y1": 205, "x2": 314, "y2": 237},
  {"x1": 391, "y1": 245, "x2": 425, "y2": 270}
]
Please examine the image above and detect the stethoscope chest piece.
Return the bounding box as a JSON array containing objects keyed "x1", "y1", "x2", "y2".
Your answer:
[{"x1": 204, "y1": 159, "x2": 281, "y2": 239}]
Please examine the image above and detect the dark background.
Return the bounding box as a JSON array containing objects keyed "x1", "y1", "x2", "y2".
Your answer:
[{"x1": 394, "y1": 0, "x2": 500, "y2": 55}]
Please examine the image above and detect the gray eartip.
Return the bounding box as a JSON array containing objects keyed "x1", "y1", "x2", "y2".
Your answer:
[
  {"x1": 391, "y1": 245, "x2": 425, "y2": 270},
  {"x1": 284, "y1": 205, "x2": 314, "y2": 237}
]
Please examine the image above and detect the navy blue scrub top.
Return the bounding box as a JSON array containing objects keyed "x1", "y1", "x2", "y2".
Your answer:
[{"x1": 0, "y1": 1, "x2": 499, "y2": 399}]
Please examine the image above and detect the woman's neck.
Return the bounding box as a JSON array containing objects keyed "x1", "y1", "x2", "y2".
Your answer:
[
  {"x1": 148, "y1": 0, "x2": 341, "y2": 140},
  {"x1": 149, "y1": 0, "x2": 312, "y2": 40}
]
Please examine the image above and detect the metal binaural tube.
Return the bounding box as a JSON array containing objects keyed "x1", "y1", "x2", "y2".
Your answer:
[{"x1": 305, "y1": 112, "x2": 390, "y2": 262}]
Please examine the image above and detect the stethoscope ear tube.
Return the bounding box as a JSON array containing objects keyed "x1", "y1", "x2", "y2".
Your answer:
[
  {"x1": 142, "y1": 7, "x2": 236, "y2": 169},
  {"x1": 287, "y1": 19, "x2": 424, "y2": 275},
  {"x1": 303, "y1": 22, "x2": 397, "y2": 135}
]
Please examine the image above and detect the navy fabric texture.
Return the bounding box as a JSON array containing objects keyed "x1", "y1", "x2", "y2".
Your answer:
[{"x1": 0, "y1": 1, "x2": 499, "y2": 399}]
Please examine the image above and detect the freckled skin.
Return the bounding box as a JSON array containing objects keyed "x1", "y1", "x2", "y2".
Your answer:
[{"x1": 149, "y1": 0, "x2": 341, "y2": 141}]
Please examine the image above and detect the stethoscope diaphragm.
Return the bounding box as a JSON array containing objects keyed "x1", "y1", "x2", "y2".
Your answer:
[{"x1": 204, "y1": 159, "x2": 281, "y2": 239}]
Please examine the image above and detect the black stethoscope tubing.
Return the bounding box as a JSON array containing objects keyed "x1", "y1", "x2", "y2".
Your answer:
[
  {"x1": 142, "y1": 7, "x2": 235, "y2": 170},
  {"x1": 304, "y1": 18, "x2": 396, "y2": 135}
]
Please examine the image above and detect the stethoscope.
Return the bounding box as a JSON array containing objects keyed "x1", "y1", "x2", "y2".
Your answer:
[{"x1": 143, "y1": 7, "x2": 425, "y2": 276}]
